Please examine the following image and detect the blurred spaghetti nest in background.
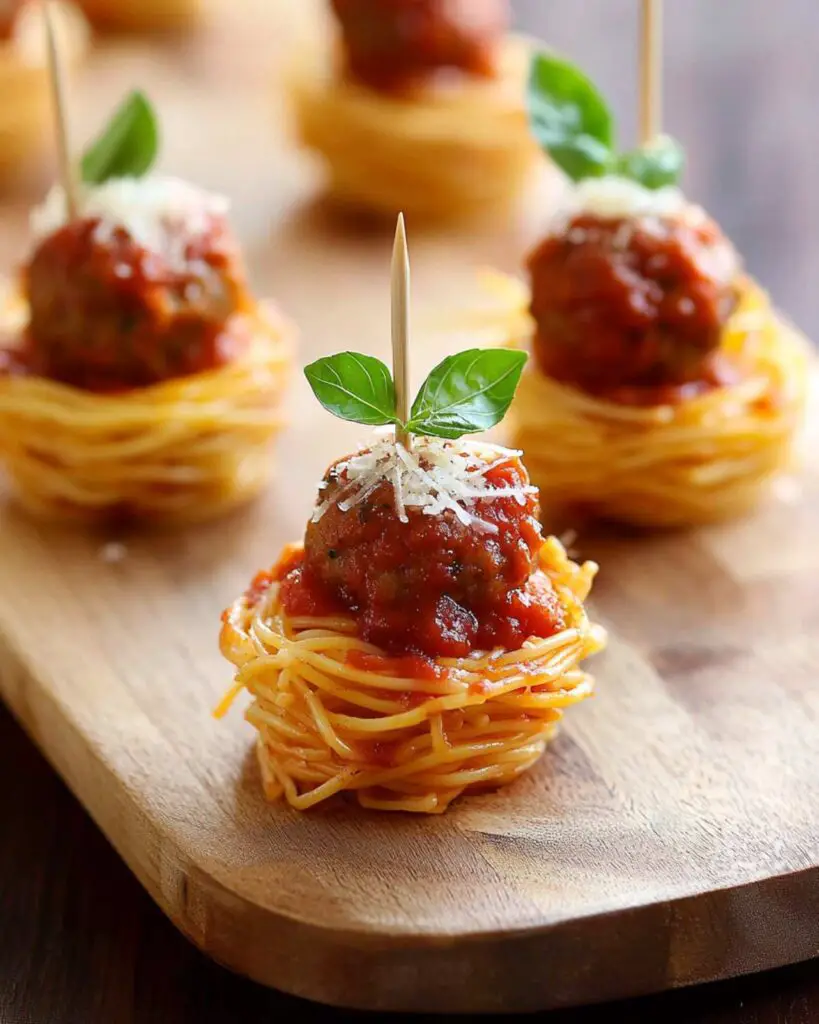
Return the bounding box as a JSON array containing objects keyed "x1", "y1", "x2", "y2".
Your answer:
[
  {"x1": 0, "y1": 291, "x2": 293, "y2": 524},
  {"x1": 442, "y1": 271, "x2": 811, "y2": 527},
  {"x1": 289, "y1": 34, "x2": 540, "y2": 221}
]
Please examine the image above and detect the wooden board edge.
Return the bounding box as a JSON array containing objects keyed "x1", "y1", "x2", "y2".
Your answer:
[
  {"x1": 1, "y1": 625, "x2": 818, "y2": 1012},
  {"x1": 194, "y1": 864, "x2": 819, "y2": 1013}
]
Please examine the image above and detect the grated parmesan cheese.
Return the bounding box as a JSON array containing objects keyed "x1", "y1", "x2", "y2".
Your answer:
[
  {"x1": 312, "y1": 436, "x2": 537, "y2": 532},
  {"x1": 547, "y1": 175, "x2": 723, "y2": 247},
  {"x1": 30, "y1": 176, "x2": 230, "y2": 272},
  {"x1": 561, "y1": 175, "x2": 690, "y2": 222},
  {"x1": 549, "y1": 175, "x2": 740, "y2": 279}
]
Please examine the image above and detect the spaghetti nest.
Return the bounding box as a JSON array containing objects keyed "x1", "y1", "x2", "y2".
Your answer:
[
  {"x1": 480, "y1": 274, "x2": 810, "y2": 527},
  {"x1": 289, "y1": 37, "x2": 539, "y2": 221},
  {"x1": 0, "y1": 289, "x2": 293, "y2": 524},
  {"x1": 217, "y1": 536, "x2": 605, "y2": 814}
]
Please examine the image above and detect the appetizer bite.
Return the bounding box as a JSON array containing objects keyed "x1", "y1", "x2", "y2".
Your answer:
[
  {"x1": 0, "y1": 92, "x2": 293, "y2": 523},
  {"x1": 290, "y1": 0, "x2": 539, "y2": 220},
  {"x1": 0, "y1": 1, "x2": 87, "y2": 181},
  {"x1": 218, "y1": 219, "x2": 604, "y2": 813},
  {"x1": 75, "y1": 0, "x2": 201, "y2": 33},
  {"x1": 491, "y1": 53, "x2": 808, "y2": 527}
]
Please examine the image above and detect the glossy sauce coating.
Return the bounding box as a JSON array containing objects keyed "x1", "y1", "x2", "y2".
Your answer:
[
  {"x1": 527, "y1": 211, "x2": 741, "y2": 404},
  {"x1": 276, "y1": 453, "x2": 566, "y2": 659},
  {"x1": 21, "y1": 212, "x2": 251, "y2": 392},
  {"x1": 331, "y1": 0, "x2": 508, "y2": 93}
]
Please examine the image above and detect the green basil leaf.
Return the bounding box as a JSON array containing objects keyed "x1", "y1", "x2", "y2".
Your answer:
[
  {"x1": 304, "y1": 352, "x2": 398, "y2": 427},
  {"x1": 617, "y1": 134, "x2": 685, "y2": 190},
  {"x1": 81, "y1": 90, "x2": 159, "y2": 186},
  {"x1": 407, "y1": 349, "x2": 528, "y2": 440},
  {"x1": 527, "y1": 52, "x2": 615, "y2": 182}
]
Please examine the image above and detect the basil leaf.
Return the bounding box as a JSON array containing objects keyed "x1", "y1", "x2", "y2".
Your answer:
[
  {"x1": 304, "y1": 352, "x2": 397, "y2": 427},
  {"x1": 527, "y1": 52, "x2": 615, "y2": 182},
  {"x1": 81, "y1": 91, "x2": 159, "y2": 186},
  {"x1": 408, "y1": 349, "x2": 527, "y2": 440},
  {"x1": 617, "y1": 135, "x2": 685, "y2": 190}
]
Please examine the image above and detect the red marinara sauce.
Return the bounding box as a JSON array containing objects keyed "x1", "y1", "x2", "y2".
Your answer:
[
  {"x1": 345, "y1": 649, "x2": 446, "y2": 683},
  {"x1": 19, "y1": 210, "x2": 252, "y2": 392},
  {"x1": 275, "y1": 451, "x2": 566, "y2": 660},
  {"x1": 527, "y1": 210, "x2": 741, "y2": 405},
  {"x1": 331, "y1": 0, "x2": 508, "y2": 93}
]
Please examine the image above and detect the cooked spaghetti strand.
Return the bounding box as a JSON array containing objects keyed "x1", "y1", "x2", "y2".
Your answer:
[
  {"x1": 0, "y1": 292, "x2": 293, "y2": 523},
  {"x1": 482, "y1": 274, "x2": 809, "y2": 526},
  {"x1": 218, "y1": 537, "x2": 604, "y2": 812}
]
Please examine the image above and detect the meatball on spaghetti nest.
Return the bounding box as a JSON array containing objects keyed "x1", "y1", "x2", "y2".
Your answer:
[{"x1": 218, "y1": 437, "x2": 605, "y2": 813}]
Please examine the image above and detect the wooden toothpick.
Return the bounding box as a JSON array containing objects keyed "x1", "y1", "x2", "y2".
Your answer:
[
  {"x1": 391, "y1": 212, "x2": 411, "y2": 450},
  {"x1": 43, "y1": 0, "x2": 79, "y2": 219},
  {"x1": 639, "y1": 0, "x2": 662, "y2": 146}
]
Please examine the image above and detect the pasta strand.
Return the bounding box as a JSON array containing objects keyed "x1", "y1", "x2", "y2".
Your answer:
[{"x1": 218, "y1": 538, "x2": 605, "y2": 813}]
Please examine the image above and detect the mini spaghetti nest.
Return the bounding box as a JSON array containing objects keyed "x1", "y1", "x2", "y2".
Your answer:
[
  {"x1": 480, "y1": 273, "x2": 810, "y2": 527},
  {"x1": 217, "y1": 536, "x2": 605, "y2": 814},
  {"x1": 0, "y1": 288, "x2": 293, "y2": 524},
  {"x1": 289, "y1": 37, "x2": 539, "y2": 220}
]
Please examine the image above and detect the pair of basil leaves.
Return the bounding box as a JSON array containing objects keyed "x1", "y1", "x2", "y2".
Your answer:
[
  {"x1": 305, "y1": 349, "x2": 527, "y2": 441},
  {"x1": 528, "y1": 52, "x2": 684, "y2": 189},
  {"x1": 80, "y1": 90, "x2": 159, "y2": 186}
]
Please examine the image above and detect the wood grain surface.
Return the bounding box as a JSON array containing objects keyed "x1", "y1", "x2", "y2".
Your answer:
[
  {"x1": 2, "y1": 702, "x2": 818, "y2": 1024},
  {"x1": 1, "y1": 0, "x2": 818, "y2": 1019}
]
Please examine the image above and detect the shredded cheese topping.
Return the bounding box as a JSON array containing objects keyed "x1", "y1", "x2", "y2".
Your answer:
[
  {"x1": 312, "y1": 435, "x2": 537, "y2": 531},
  {"x1": 560, "y1": 175, "x2": 690, "y2": 222},
  {"x1": 30, "y1": 176, "x2": 230, "y2": 271},
  {"x1": 546, "y1": 174, "x2": 740, "y2": 280}
]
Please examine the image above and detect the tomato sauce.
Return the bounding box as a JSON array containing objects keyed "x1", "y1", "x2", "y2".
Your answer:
[
  {"x1": 277, "y1": 561, "x2": 345, "y2": 619},
  {"x1": 331, "y1": 0, "x2": 507, "y2": 93},
  {"x1": 276, "y1": 453, "x2": 566, "y2": 661},
  {"x1": 20, "y1": 213, "x2": 251, "y2": 392},
  {"x1": 243, "y1": 569, "x2": 276, "y2": 610},
  {"x1": 346, "y1": 648, "x2": 447, "y2": 681},
  {"x1": 527, "y1": 211, "x2": 741, "y2": 404}
]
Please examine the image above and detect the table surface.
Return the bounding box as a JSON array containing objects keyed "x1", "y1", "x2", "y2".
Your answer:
[{"x1": 1, "y1": 1, "x2": 818, "y2": 1021}]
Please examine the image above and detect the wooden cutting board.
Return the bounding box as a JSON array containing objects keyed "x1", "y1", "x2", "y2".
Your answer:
[
  {"x1": 0, "y1": 379, "x2": 817, "y2": 1017},
  {"x1": 1, "y1": 15, "x2": 819, "y2": 1016}
]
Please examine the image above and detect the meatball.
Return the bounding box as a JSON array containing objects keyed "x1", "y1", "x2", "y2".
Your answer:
[
  {"x1": 527, "y1": 210, "x2": 740, "y2": 399},
  {"x1": 25, "y1": 209, "x2": 250, "y2": 391},
  {"x1": 283, "y1": 451, "x2": 565, "y2": 658},
  {"x1": 331, "y1": 0, "x2": 508, "y2": 92}
]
